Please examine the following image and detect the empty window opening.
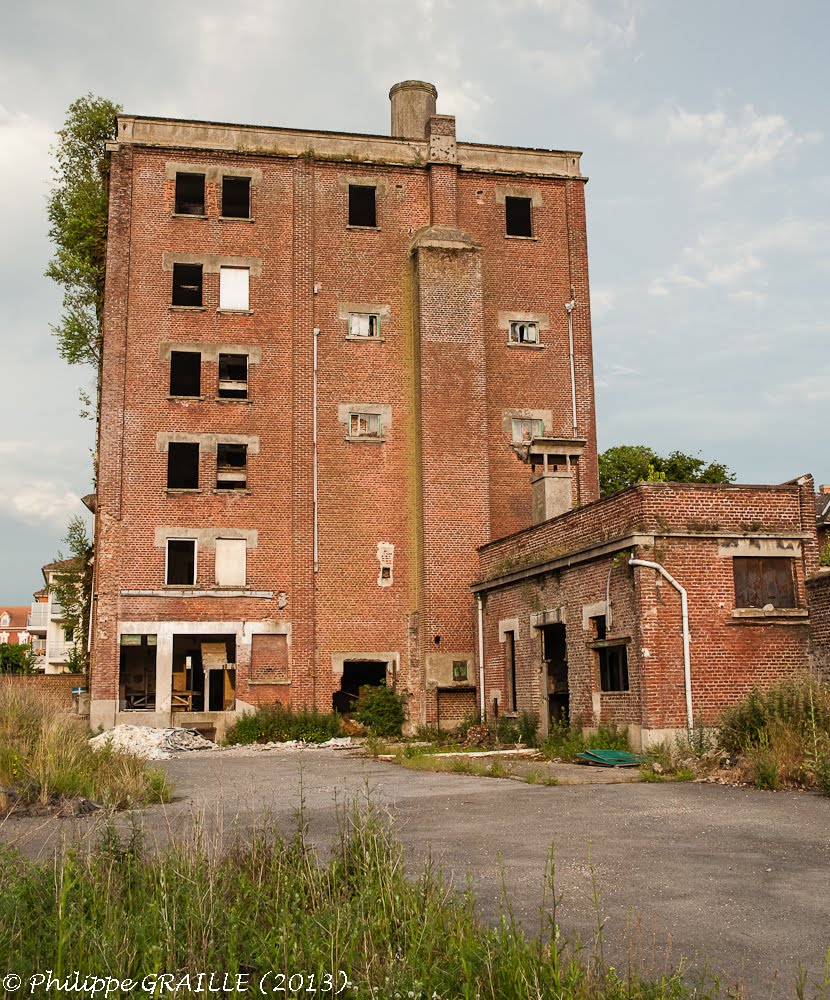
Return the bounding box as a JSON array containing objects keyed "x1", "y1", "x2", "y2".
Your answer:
[
  {"x1": 349, "y1": 412, "x2": 383, "y2": 439},
  {"x1": 175, "y1": 173, "x2": 205, "y2": 215},
  {"x1": 505, "y1": 196, "x2": 533, "y2": 237},
  {"x1": 380, "y1": 566, "x2": 391, "y2": 581},
  {"x1": 119, "y1": 634, "x2": 157, "y2": 711},
  {"x1": 348, "y1": 312, "x2": 380, "y2": 339},
  {"x1": 222, "y1": 176, "x2": 251, "y2": 218},
  {"x1": 511, "y1": 417, "x2": 544, "y2": 443},
  {"x1": 333, "y1": 659, "x2": 387, "y2": 715},
  {"x1": 504, "y1": 631, "x2": 516, "y2": 711},
  {"x1": 216, "y1": 443, "x2": 247, "y2": 490},
  {"x1": 598, "y1": 645, "x2": 629, "y2": 692},
  {"x1": 541, "y1": 622, "x2": 568, "y2": 724},
  {"x1": 172, "y1": 263, "x2": 203, "y2": 307},
  {"x1": 218, "y1": 353, "x2": 248, "y2": 399},
  {"x1": 219, "y1": 266, "x2": 250, "y2": 310},
  {"x1": 172, "y1": 634, "x2": 236, "y2": 713},
  {"x1": 169, "y1": 350, "x2": 201, "y2": 396},
  {"x1": 508, "y1": 321, "x2": 539, "y2": 345},
  {"x1": 166, "y1": 539, "x2": 196, "y2": 586},
  {"x1": 215, "y1": 537, "x2": 247, "y2": 587},
  {"x1": 348, "y1": 185, "x2": 377, "y2": 227},
  {"x1": 733, "y1": 557, "x2": 797, "y2": 609},
  {"x1": 167, "y1": 442, "x2": 199, "y2": 489},
  {"x1": 589, "y1": 615, "x2": 607, "y2": 641}
]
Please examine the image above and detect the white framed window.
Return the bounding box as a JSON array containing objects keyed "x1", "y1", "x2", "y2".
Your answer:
[
  {"x1": 0, "y1": 632, "x2": 8, "y2": 644},
  {"x1": 215, "y1": 538, "x2": 247, "y2": 587},
  {"x1": 219, "y1": 266, "x2": 250, "y2": 311},
  {"x1": 511, "y1": 417, "x2": 543, "y2": 443},
  {"x1": 0, "y1": 612, "x2": 9, "y2": 628},
  {"x1": 348, "y1": 312, "x2": 380, "y2": 339},
  {"x1": 349, "y1": 412, "x2": 383, "y2": 438},
  {"x1": 508, "y1": 321, "x2": 539, "y2": 345},
  {"x1": 166, "y1": 539, "x2": 197, "y2": 586}
]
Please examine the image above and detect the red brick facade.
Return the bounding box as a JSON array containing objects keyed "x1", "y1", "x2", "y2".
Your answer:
[
  {"x1": 89, "y1": 83, "x2": 597, "y2": 733},
  {"x1": 475, "y1": 479, "x2": 819, "y2": 746}
]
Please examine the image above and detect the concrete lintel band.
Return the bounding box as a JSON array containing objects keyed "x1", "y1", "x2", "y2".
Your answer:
[
  {"x1": 337, "y1": 175, "x2": 390, "y2": 194},
  {"x1": 153, "y1": 527, "x2": 258, "y2": 549},
  {"x1": 529, "y1": 607, "x2": 565, "y2": 628},
  {"x1": 331, "y1": 652, "x2": 400, "y2": 680},
  {"x1": 164, "y1": 162, "x2": 263, "y2": 183},
  {"x1": 159, "y1": 342, "x2": 263, "y2": 364},
  {"x1": 717, "y1": 539, "x2": 803, "y2": 558},
  {"x1": 156, "y1": 432, "x2": 261, "y2": 454},
  {"x1": 336, "y1": 403, "x2": 393, "y2": 429},
  {"x1": 161, "y1": 252, "x2": 262, "y2": 277},
  {"x1": 337, "y1": 303, "x2": 392, "y2": 321},
  {"x1": 117, "y1": 620, "x2": 289, "y2": 643},
  {"x1": 498, "y1": 618, "x2": 520, "y2": 642},
  {"x1": 494, "y1": 185, "x2": 544, "y2": 207}
]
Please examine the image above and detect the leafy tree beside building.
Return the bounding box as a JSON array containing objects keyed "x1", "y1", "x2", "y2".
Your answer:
[{"x1": 599, "y1": 444, "x2": 734, "y2": 497}]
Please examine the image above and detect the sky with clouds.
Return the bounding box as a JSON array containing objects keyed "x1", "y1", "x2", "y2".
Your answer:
[{"x1": 0, "y1": 0, "x2": 828, "y2": 603}]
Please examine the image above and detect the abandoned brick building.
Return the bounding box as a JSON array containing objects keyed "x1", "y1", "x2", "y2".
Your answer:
[
  {"x1": 89, "y1": 80, "x2": 598, "y2": 734},
  {"x1": 89, "y1": 80, "x2": 822, "y2": 744}
]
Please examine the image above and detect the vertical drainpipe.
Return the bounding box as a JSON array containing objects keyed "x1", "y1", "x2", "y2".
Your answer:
[
  {"x1": 628, "y1": 557, "x2": 694, "y2": 736},
  {"x1": 565, "y1": 297, "x2": 577, "y2": 436},
  {"x1": 476, "y1": 594, "x2": 486, "y2": 719},
  {"x1": 312, "y1": 327, "x2": 319, "y2": 574}
]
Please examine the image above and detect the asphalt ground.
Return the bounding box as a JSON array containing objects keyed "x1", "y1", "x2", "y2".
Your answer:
[{"x1": 2, "y1": 749, "x2": 829, "y2": 998}]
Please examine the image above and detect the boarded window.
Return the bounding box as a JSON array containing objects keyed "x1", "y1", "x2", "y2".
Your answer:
[
  {"x1": 250, "y1": 633, "x2": 290, "y2": 683},
  {"x1": 505, "y1": 196, "x2": 533, "y2": 237},
  {"x1": 349, "y1": 412, "x2": 382, "y2": 438},
  {"x1": 218, "y1": 353, "x2": 248, "y2": 399},
  {"x1": 172, "y1": 264, "x2": 203, "y2": 306},
  {"x1": 219, "y1": 267, "x2": 250, "y2": 310},
  {"x1": 167, "y1": 442, "x2": 199, "y2": 489},
  {"x1": 348, "y1": 185, "x2": 377, "y2": 227},
  {"x1": 169, "y1": 351, "x2": 201, "y2": 396},
  {"x1": 175, "y1": 173, "x2": 205, "y2": 215},
  {"x1": 166, "y1": 539, "x2": 196, "y2": 585},
  {"x1": 216, "y1": 443, "x2": 247, "y2": 489},
  {"x1": 508, "y1": 321, "x2": 539, "y2": 344},
  {"x1": 215, "y1": 538, "x2": 246, "y2": 587},
  {"x1": 598, "y1": 645, "x2": 628, "y2": 692},
  {"x1": 511, "y1": 417, "x2": 543, "y2": 443},
  {"x1": 222, "y1": 176, "x2": 250, "y2": 218},
  {"x1": 733, "y1": 557, "x2": 797, "y2": 608},
  {"x1": 348, "y1": 313, "x2": 380, "y2": 338}
]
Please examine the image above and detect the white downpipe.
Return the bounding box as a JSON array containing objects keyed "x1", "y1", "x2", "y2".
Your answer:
[
  {"x1": 313, "y1": 328, "x2": 320, "y2": 574},
  {"x1": 565, "y1": 299, "x2": 577, "y2": 436},
  {"x1": 629, "y1": 557, "x2": 693, "y2": 735},
  {"x1": 476, "y1": 595, "x2": 486, "y2": 720}
]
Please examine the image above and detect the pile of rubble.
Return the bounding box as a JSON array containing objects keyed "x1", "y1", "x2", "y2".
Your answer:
[{"x1": 89, "y1": 725, "x2": 219, "y2": 760}]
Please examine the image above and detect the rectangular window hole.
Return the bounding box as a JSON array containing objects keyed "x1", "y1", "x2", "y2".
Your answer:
[
  {"x1": 167, "y1": 442, "x2": 199, "y2": 489},
  {"x1": 511, "y1": 417, "x2": 543, "y2": 443},
  {"x1": 452, "y1": 659, "x2": 468, "y2": 682},
  {"x1": 169, "y1": 350, "x2": 201, "y2": 397},
  {"x1": 505, "y1": 196, "x2": 533, "y2": 237},
  {"x1": 349, "y1": 412, "x2": 382, "y2": 438},
  {"x1": 166, "y1": 539, "x2": 196, "y2": 585},
  {"x1": 216, "y1": 443, "x2": 247, "y2": 490},
  {"x1": 599, "y1": 645, "x2": 628, "y2": 692},
  {"x1": 175, "y1": 173, "x2": 205, "y2": 215},
  {"x1": 733, "y1": 557, "x2": 796, "y2": 609},
  {"x1": 508, "y1": 320, "x2": 539, "y2": 344},
  {"x1": 172, "y1": 263, "x2": 203, "y2": 307},
  {"x1": 348, "y1": 313, "x2": 380, "y2": 338},
  {"x1": 348, "y1": 185, "x2": 377, "y2": 227},
  {"x1": 218, "y1": 353, "x2": 248, "y2": 399},
  {"x1": 222, "y1": 176, "x2": 251, "y2": 218}
]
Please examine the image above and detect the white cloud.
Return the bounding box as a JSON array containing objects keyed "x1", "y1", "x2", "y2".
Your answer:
[
  {"x1": 767, "y1": 373, "x2": 830, "y2": 404},
  {"x1": 0, "y1": 480, "x2": 83, "y2": 527},
  {"x1": 666, "y1": 104, "x2": 821, "y2": 190}
]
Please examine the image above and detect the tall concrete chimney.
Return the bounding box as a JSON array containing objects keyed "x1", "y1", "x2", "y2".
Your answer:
[{"x1": 389, "y1": 80, "x2": 437, "y2": 139}]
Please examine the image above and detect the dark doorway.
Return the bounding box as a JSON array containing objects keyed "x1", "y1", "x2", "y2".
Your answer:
[
  {"x1": 172, "y1": 634, "x2": 236, "y2": 712},
  {"x1": 333, "y1": 660, "x2": 387, "y2": 714},
  {"x1": 119, "y1": 635, "x2": 157, "y2": 710},
  {"x1": 541, "y1": 623, "x2": 568, "y2": 725}
]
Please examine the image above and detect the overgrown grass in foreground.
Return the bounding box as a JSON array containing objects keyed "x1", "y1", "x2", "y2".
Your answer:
[
  {"x1": 224, "y1": 702, "x2": 342, "y2": 745},
  {"x1": 0, "y1": 684, "x2": 170, "y2": 810},
  {"x1": 0, "y1": 808, "x2": 717, "y2": 1000}
]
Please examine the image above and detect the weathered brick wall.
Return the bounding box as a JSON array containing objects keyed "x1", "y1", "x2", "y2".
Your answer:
[
  {"x1": 0, "y1": 673, "x2": 86, "y2": 706},
  {"x1": 807, "y1": 572, "x2": 830, "y2": 680}
]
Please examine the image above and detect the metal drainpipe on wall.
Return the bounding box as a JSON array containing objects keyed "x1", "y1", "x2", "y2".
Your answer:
[
  {"x1": 628, "y1": 557, "x2": 694, "y2": 736},
  {"x1": 312, "y1": 327, "x2": 320, "y2": 574},
  {"x1": 565, "y1": 297, "x2": 577, "y2": 436},
  {"x1": 476, "y1": 595, "x2": 486, "y2": 720}
]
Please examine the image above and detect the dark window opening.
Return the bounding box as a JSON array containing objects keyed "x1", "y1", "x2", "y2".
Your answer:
[
  {"x1": 119, "y1": 634, "x2": 157, "y2": 711},
  {"x1": 222, "y1": 176, "x2": 251, "y2": 218},
  {"x1": 166, "y1": 540, "x2": 196, "y2": 586},
  {"x1": 172, "y1": 263, "x2": 203, "y2": 307},
  {"x1": 216, "y1": 443, "x2": 247, "y2": 490},
  {"x1": 504, "y1": 631, "x2": 516, "y2": 711},
  {"x1": 169, "y1": 351, "x2": 201, "y2": 396},
  {"x1": 380, "y1": 566, "x2": 391, "y2": 581},
  {"x1": 589, "y1": 615, "x2": 607, "y2": 641},
  {"x1": 333, "y1": 659, "x2": 387, "y2": 714},
  {"x1": 167, "y1": 442, "x2": 199, "y2": 489},
  {"x1": 348, "y1": 185, "x2": 377, "y2": 227},
  {"x1": 175, "y1": 173, "x2": 205, "y2": 215},
  {"x1": 505, "y1": 196, "x2": 533, "y2": 237},
  {"x1": 733, "y1": 557, "x2": 797, "y2": 609},
  {"x1": 598, "y1": 645, "x2": 629, "y2": 692},
  {"x1": 542, "y1": 622, "x2": 568, "y2": 724},
  {"x1": 218, "y1": 353, "x2": 248, "y2": 399}
]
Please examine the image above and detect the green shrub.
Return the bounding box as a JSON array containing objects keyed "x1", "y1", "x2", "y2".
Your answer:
[
  {"x1": 353, "y1": 683, "x2": 406, "y2": 737},
  {"x1": 224, "y1": 703, "x2": 342, "y2": 745},
  {"x1": 749, "y1": 746, "x2": 780, "y2": 790},
  {"x1": 719, "y1": 676, "x2": 830, "y2": 752},
  {"x1": 541, "y1": 721, "x2": 629, "y2": 761},
  {"x1": 518, "y1": 711, "x2": 539, "y2": 746},
  {"x1": 494, "y1": 717, "x2": 520, "y2": 744}
]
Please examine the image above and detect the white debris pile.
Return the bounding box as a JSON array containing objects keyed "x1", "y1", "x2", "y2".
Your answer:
[
  {"x1": 89, "y1": 725, "x2": 218, "y2": 760},
  {"x1": 222, "y1": 736, "x2": 353, "y2": 755}
]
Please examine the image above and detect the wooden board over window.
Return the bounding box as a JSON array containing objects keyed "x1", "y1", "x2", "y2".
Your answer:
[
  {"x1": 201, "y1": 642, "x2": 229, "y2": 670},
  {"x1": 733, "y1": 557, "x2": 796, "y2": 609},
  {"x1": 250, "y1": 633, "x2": 290, "y2": 683}
]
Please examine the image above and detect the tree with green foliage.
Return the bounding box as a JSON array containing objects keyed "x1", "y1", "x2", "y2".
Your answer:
[
  {"x1": 599, "y1": 444, "x2": 734, "y2": 497},
  {"x1": 45, "y1": 94, "x2": 122, "y2": 371},
  {"x1": 0, "y1": 644, "x2": 36, "y2": 675},
  {"x1": 49, "y1": 516, "x2": 94, "y2": 674}
]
